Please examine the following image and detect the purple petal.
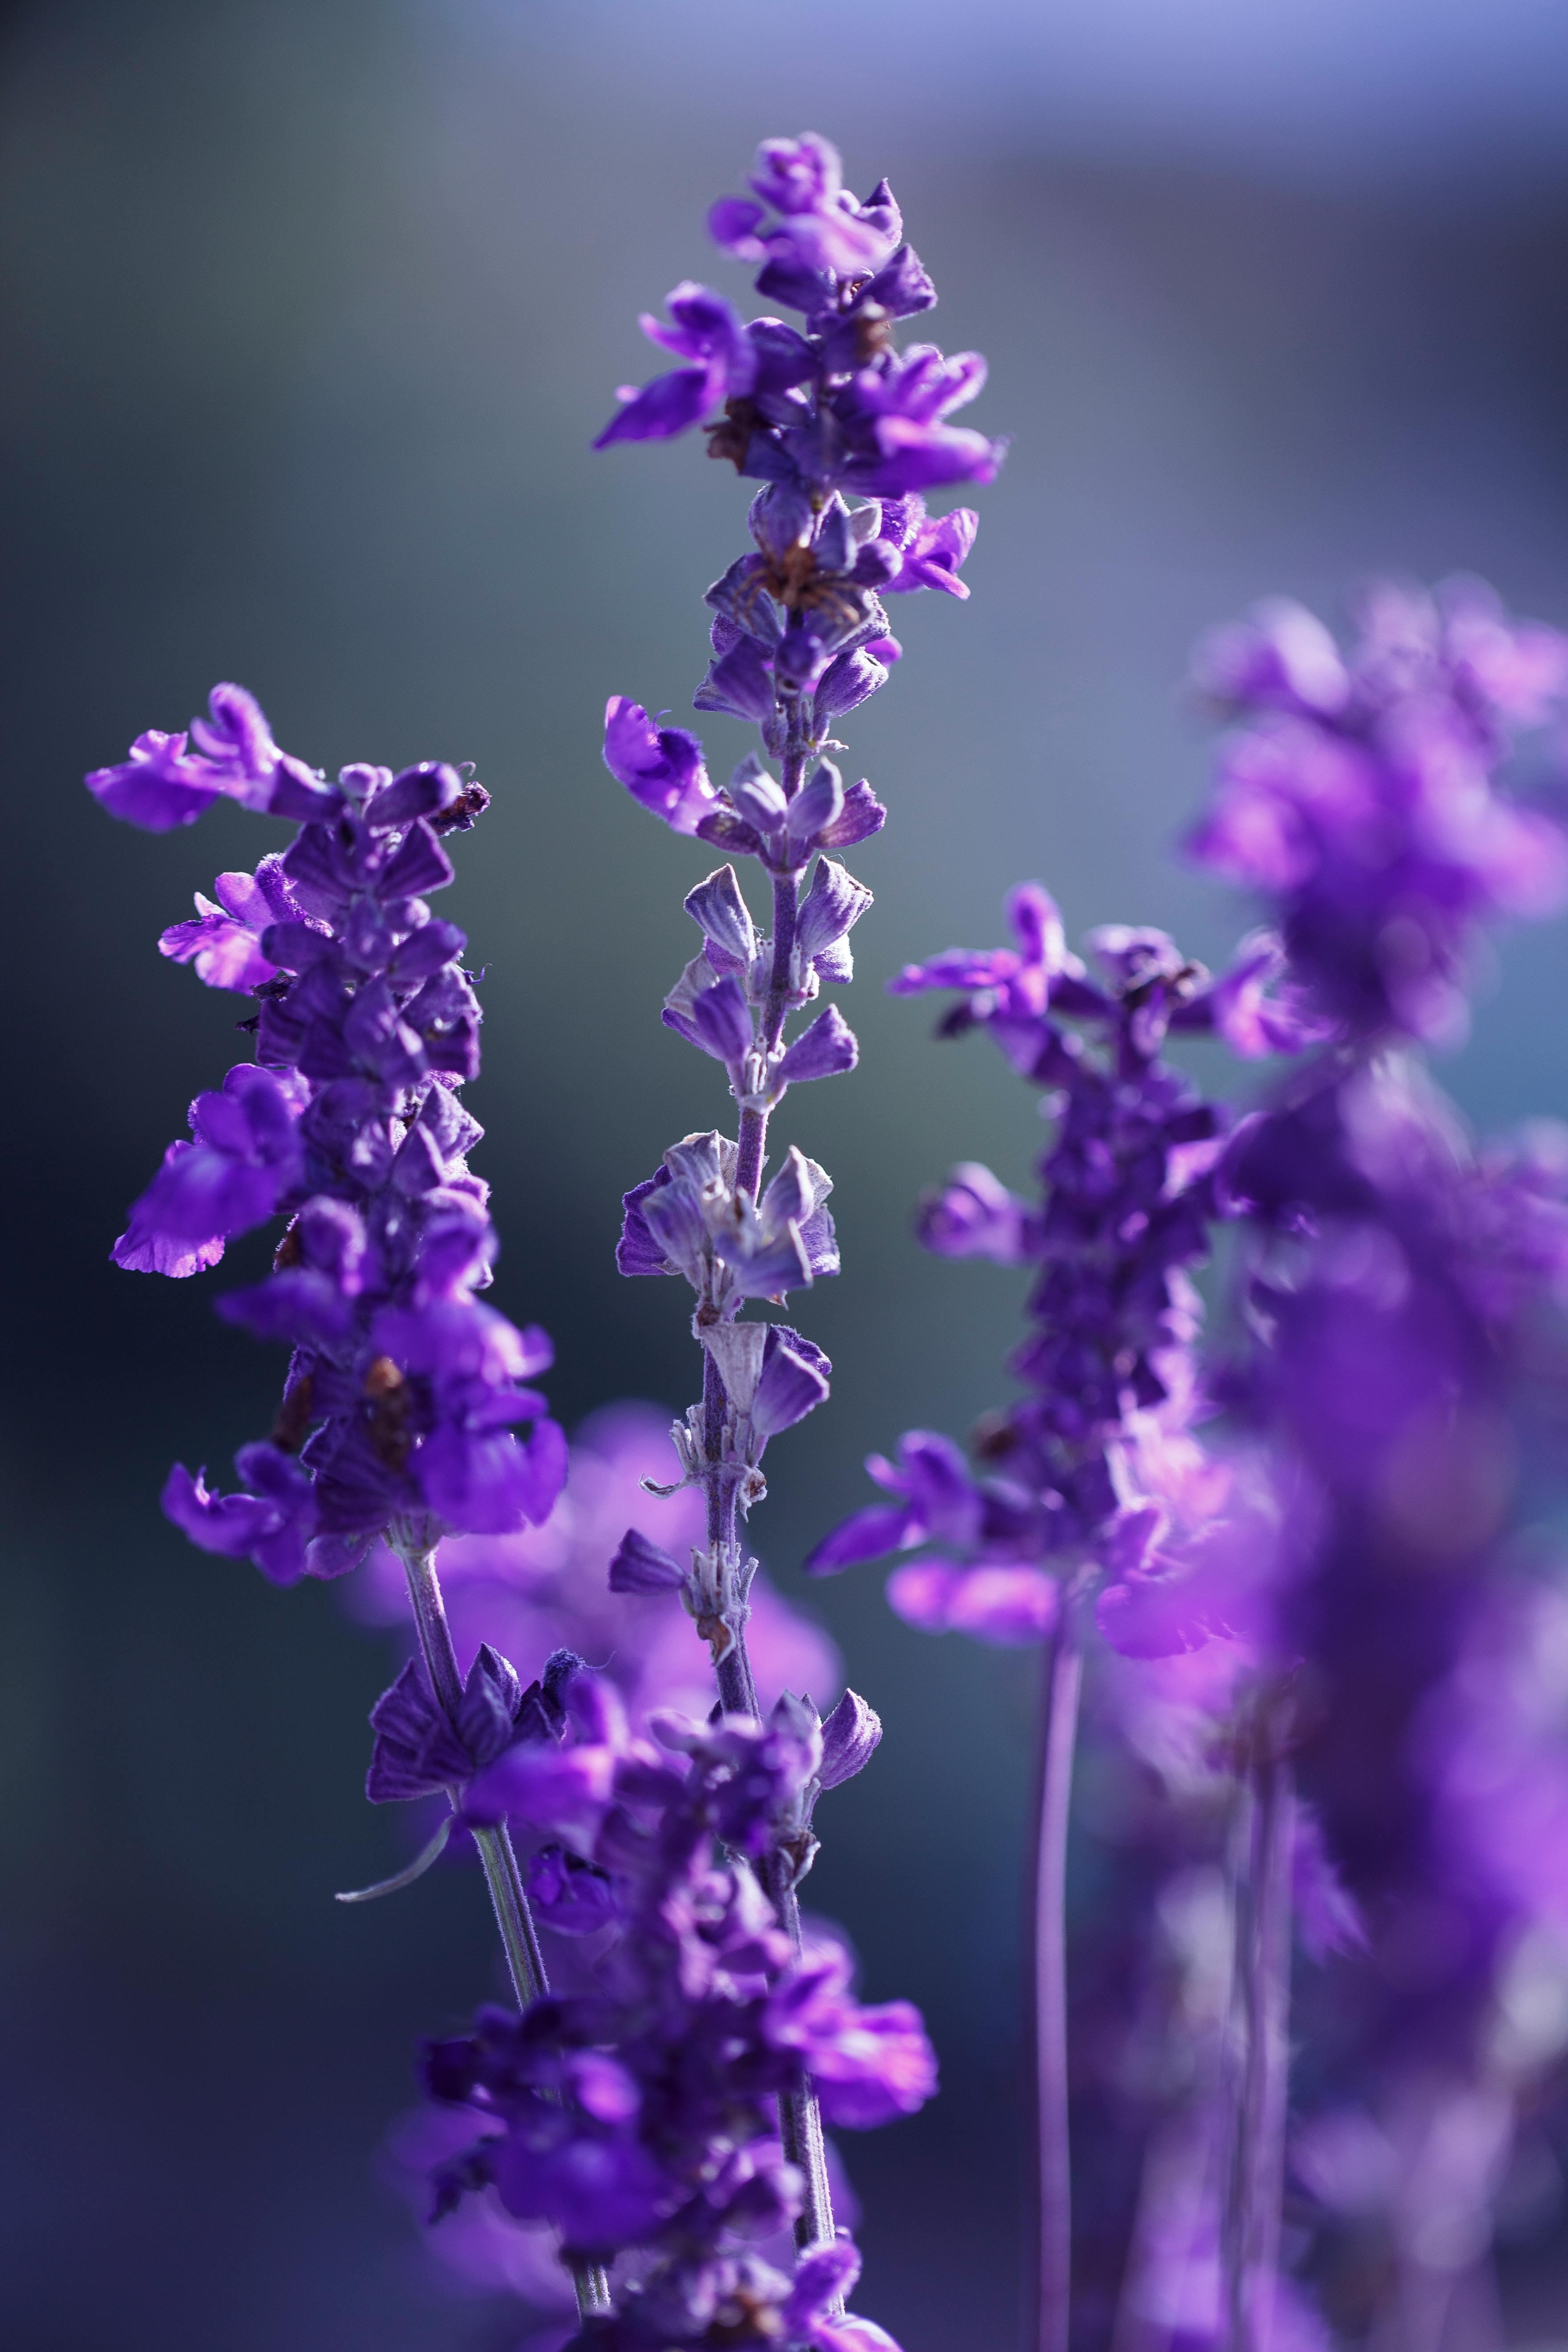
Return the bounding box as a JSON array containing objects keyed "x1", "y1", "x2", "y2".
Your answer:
[
  {"x1": 940, "y1": 1566, "x2": 1059, "y2": 1646},
  {"x1": 776, "y1": 1006, "x2": 859, "y2": 1086},
  {"x1": 694, "y1": 636, "x2": 777, "y2": 722},
  {"x1": 608, "y1": 1528, "x2": 687, "y2": 1595},
  {"x1": 709, "y1": 194, "x2": 767, "y2": 255},
  {"x1": 819, "y1": 778, "x2": 887, "y2": 850},
  {"x1": 916, "y1": 1161, "x2": 1031, "y2": 1263},
  {"x1": 602, "y1": 697, "x2": 715, "y2": 833},
  {"x1": 1094, "y1": 1567, "x2": 1216, "y2": 1659},
  {"x1": 366, "y1": 761, "x2": 463, "y2": 830},
  {"x1": 794, "y1": 856, "x2": 873, "y2": 962},
  {"x1": 617, "y1": 1172, "x2": 675, "y2": 1277},
  {"x1": 817, "y1": 1688, "x2": 882, "y2": 1790},
  {"x1": 751, "y1": 1326, "x2": 833, "y2": 1437},
  {"x1": 783, "y1": 2240, "x2": 863, "y2": 2331},
  {"x1": 683, "y1": 864, "x2": 756, "y2": 967},
  {"x1": 804, "y1": 1503, "x2": 916, "y2": 1576},
  {"x1": 593, "y1": 365, "x2": 712, "y2": 448},
  {"x1": 379, "y1": 820, "x2": 454, "y2": 899},
  {"x1": 690, "y1": 973, "x2": 753, "y2": 1064},
  {"x1": 86, "y1": 730, "x2": 219, "y2": 832}
]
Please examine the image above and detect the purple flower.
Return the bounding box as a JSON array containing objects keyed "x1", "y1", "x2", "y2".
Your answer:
[
  {"x1": 1188, "y1": 580, "x2": 1568, "y2": 1044},
  {"x1": 162, "y1": 1443, "x2": 319, "y2": 1586},
  {"x1": 365, "y1": 1643, "x2": 532, "y2": 1803},
  {"x1": 836, "y1": 348, "x2": 1007, "y2": 499},
  {"x1": 709, "y1": 133, "x2": 901, "y2": 287},
  {"x1": 601, "y1": 697, "x2": 717, "y2": 833},
  {"x1": 877, "y1": 496, "x2": 979, "y2": 599},
  {"x1": 113, "y1": 1063, "x2": 307, "y2": 1277},
  {"x1": 618, "y1": 1133, "x2": 838, "y2": 1307},
  {"x1": 424, "y1": 1666, "x2": 924, "y2": 2320},
  {"x1": 916, "y1": 1160, "x2": 1037, "y2": 1264},
  {"x1": 764, "y1": 1944, "x2": 938, "y2": 2127},
  {"x1": 95, "y1": 691, "x2": 565, "y2": 1567},
  {"x1": 814, "y1": 887, "x2": 1307, "y2": 1659},
  {"x1": 157, "y1": 856, "x2": 309, "y2": 992},
  {"x1": 593, "y1": 284, "x2": 757, "y2": 449},
  {"x1": 85, "y1": 682, "x2": 347, "y2": 833}
]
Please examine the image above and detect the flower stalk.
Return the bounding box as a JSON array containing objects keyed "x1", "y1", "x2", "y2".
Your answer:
[
  {"x1": 1222, "y1": 1739, "x2": 1294, "y2": 2352},
  {"x1": 1032, "y1": 1589, "x2": 1085, "y2": 2352}
]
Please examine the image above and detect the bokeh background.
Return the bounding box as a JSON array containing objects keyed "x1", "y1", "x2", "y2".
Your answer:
[{"x1": 7, "y1": 2, "x2": 1568, "y2": 2345}]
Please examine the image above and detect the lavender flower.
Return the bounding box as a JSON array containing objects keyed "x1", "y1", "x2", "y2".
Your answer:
[
  {"x1": 808, "y1": 886, "x2": 1299, "y2": 1644},
  {"x1": 423, "y1": 1661, "x2": 929, "y2": 2349},
  {"x1": 588, "y1": 134, "x2": 995, "y2": 2340},
  {"x1": 95, "y1": 685, "x2": 562, "y2": 1578},
  {"x1": 1188, "y1": 580, "x2": 1568, "y2": 1045},
  {"x1": 92, "y1": 688, "x2": 614, "y2": 2321},
  {"x1": 799, "y1": 876, "x2": 1313, "y2": 2352},
  {"x1": 1166, "y1": 581, "x2": 1568, "y2": 2350}
]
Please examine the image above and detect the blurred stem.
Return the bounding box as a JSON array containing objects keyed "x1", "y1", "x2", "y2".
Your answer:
[
  {"x1": 396, "y1": 1536, "x2": 613, "y2": 2324},
  {"x1": 1032, "y1": 1591, "x2": 1084, "y2": 2352},
  {"x1": 1222, "y1": 1740, "x2": 1294, "y2": 2352}
]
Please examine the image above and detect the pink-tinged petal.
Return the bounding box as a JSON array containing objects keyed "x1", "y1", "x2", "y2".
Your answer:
[
  {"x1": 816, "y1": 2321, "x2": 904, "y2": 2352},
  {"x1": 158, "y1": 904, "x2": 278, "y2": 993},
  {"x1": 113, "y1": 1147, "x2": 228, "y2": 1277},
  {"x1": 943, "y1": 1567, "x2": 1059, "y2": 1646},
  {"x1": 883, "y1": 1560, "x2": 965, "y2": 1630},
  {"x1": 1095, "y1": 1566, "x2": 1216, "y2": 1659}
]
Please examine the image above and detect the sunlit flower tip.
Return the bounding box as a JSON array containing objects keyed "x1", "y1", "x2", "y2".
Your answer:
[
  {"x1": 592, "y1": 283, "x2": 755, "y2": 449},
  {"x1": 601, "y1": 696, "x2": 717, "y2": 833}
]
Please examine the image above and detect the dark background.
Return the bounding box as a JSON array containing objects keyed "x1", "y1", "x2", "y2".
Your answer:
[{"x1": 7, "y1": 2, "x2": 1568, "y2": 2344}]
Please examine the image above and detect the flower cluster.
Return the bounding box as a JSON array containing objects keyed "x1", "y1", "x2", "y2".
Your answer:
[
  {"x1": 591, "y1": 138, "x2": 996, "y2": 1705},
  {"x1": 1120, "y1": 583, "x2": 1568, "y2": 2344},
  {"x1": 93, "y1": 684, "x2": 563, "y2": 1583},
  {"x1": 806, "y1": 884, "x2": 1309, "y2": 1647},
  {"x1": 422, "y1": 1660, "x2": 928, "y2": 2351},
  {"x1": 599, "y1": 128, "x2": 998, "y2": 880},
  {"x1": 1189, "y1": 579, "x2": 1568, "y2": 1045},
  {"x1": 581, "y1": 135, "x2": 992, "y2": 2346}
]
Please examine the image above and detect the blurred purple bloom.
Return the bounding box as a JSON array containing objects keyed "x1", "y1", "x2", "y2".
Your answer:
[{"x1": 1189, "y1": 580, "x2": 1568, "y2": 1044}]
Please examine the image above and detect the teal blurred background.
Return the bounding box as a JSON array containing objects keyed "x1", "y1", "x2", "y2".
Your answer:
[{"x1": 6, "y1": 2, "x2": 1568, "y2": 2344}]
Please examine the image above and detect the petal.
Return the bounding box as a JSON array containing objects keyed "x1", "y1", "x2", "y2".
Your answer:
[{"x1": 804, "y1": 1504, "x2": 916, "y2": 1576}]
